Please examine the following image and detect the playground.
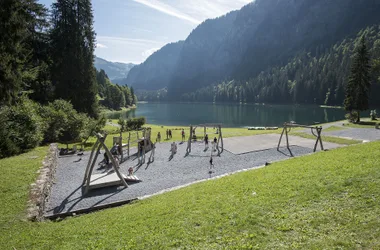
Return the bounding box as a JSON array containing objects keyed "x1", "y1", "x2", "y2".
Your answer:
[{"x1": 43, "y1": 123, "x2": 351, "y2": 218}]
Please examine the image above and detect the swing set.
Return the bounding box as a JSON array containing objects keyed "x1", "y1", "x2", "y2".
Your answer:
[
  {"x1": 277, "y1": 122, "x2": 324, "y2": 156},
  {"x1": 112, "y1": 127, "x2": 153, "y2": 164},
  {"x1": 186, "y1": 124, "x2": 224, "y2": 154},
  {"x1": 82, "y1": 132, "x2": 154, "y2": 195}
]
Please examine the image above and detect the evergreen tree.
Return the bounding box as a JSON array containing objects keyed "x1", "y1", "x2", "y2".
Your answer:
[
  {"x1": 344, "y1": 36, "x2": 371, "y2": 122},
  {"x1": 50, "y1": 0, "x2": 98, "y2": 117},
  {"x1": 130, "y1": 87, "x2": 136, "y2": 104},
  {"x1": 0, "y1": 0, "x2": 47, "y2": 105}
]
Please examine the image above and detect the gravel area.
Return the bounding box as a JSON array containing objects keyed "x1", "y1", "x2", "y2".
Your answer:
[
  {"x1": 325, "y1": 128, "x2": 380, "y2": 141},
  {"x1": 45, "y1": 141, "x2": 313, "y2": 218}
]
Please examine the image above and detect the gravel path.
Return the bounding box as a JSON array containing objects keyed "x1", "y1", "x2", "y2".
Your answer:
[
  {"x1": 325, "y1": 128, "x2": 380, "y2": 141},
  {"x1": 44, "y1": 141, "x2": 313, "y2": 218}
]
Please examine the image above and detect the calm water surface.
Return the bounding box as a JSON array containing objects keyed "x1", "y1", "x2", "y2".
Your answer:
[{"x1": 107, "y1": 103, "x2": 348, "y2": 127}]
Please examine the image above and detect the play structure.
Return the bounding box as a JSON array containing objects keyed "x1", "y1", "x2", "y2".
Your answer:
[
  {"x1": 112, "y1": 127, "x2": 153, "y2": 164},
  {"x1": 186, "y1": 124, "x2": 223, "y2": 154},
  {"x1": 82, "y1": 133, "x2": 140, "y2": 195},
  {"x1": 277, "y1": 122, "x2": 324, "y2": 156}
]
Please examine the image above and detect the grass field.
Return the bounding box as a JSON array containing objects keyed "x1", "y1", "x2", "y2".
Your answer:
[
  {"x1": 61, "y1": 123, "x2": 284, "y2": 151},
  {"x1": 291, "y1": 132, "x2": 362, "y2": 145},
  {"x1": 1, "y1": 140, "x2": 380, "y2": 249},
  {"x1": 61, "y1": 120, "x2": 362, "y2": 151}
]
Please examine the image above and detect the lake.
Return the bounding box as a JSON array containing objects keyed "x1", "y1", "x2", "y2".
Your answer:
[{"x1": 105, "y1": 103, "x2": 352, "y2": 127}]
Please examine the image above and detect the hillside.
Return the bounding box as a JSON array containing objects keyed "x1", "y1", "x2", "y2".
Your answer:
[
  {"x1": 94, "y1": 56, "x2": 135, "y2": 80},
  {"x1": 122, "y1": 41, "x2": 184, "y2": 90},
  {"x1": 180, "y1": 25, "x2": 380, "y2": 106},
  {"x1": 168, "y1": 0, "x2": 380, "y2": 100},
  {"x1": 1, "y1": 140, "x2": 380, "y2": 248},
  {"x1": 125, "y1": 0, "x2": 380, "y2": 103}
]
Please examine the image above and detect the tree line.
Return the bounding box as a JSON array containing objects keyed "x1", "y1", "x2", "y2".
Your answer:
[
  {"x1": 0, "y1": 0, "x2": 136, "y2": 158},
  {"x1": 96, "y1": 69, "x2": 136, "y2": 110}
]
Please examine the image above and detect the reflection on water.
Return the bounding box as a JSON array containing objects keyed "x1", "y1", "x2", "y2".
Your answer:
[{"x1": 105, "y1": 103, "x2": 349, "y2": 127}]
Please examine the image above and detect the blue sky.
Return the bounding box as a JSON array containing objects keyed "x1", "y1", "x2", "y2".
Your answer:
[{"x1": 38, "y1": 0, "x2": 251, "y2": 64}]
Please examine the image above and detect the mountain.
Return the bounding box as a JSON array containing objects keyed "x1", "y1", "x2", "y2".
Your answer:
[
  {"x1": 94, "y1": 56, "x2": 135, "y2": 80},
  {"x1": 123, "y1": 41, "x2": 184, "y2": 90},
  {"x1": 168, "y1": 0, "x2": 380, "y2": 99},
  {"x1": 122, "y1": 0, "x2": 380, "y2": 102}
]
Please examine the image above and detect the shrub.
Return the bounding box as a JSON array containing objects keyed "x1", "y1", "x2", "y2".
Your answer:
[
  {"x1": 0, "y1": 98, "x2": 45, "y2": 158},
  {"x1": 126, "y1": 117, "x2": 146, "y2": 130},
  {"x1": 370, "y1": 110, "x2": 377, "y2": 120},
  {"x1": 118, "y1": 116, "x2": 126, "y2": 132},
  {"x1": 40, "y1": 100, "x2": 91, "y2": 145},
  {"x1": 345, "y1": 111, "x2": 359, "y2": 123}
]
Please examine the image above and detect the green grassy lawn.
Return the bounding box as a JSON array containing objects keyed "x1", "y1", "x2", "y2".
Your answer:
[
  {"x1": 60, "y1": 116, "x2": 378, "y2": 152},
  {"x1": 1, "y1": 141, "x2": 380, "y2": 248},
  {"x1": 61, "y1": 121, "x2": 361, "y2": 151},
  {"x1": 291, "y1": 132, "x2": 362, "y2": 145},
  {"x1": 323, "y1": 125, "x2": 347, "y2": 132},
  {"x1": 61, "y1": 124, "x2": 283, "y2": 151}
]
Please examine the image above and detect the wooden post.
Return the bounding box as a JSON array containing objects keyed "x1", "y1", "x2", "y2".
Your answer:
[
  {"x1": 218, "y1": 125, "x2": 223, "y2": 153},
  {"x1": 143, "y1": 135, "x2": 147, "y2": 163},
  {"x1": 83, "y1": 139, "x2": 100, "y2": 185},
  {"x1": 318, "y1": 127, "x2": 324, "y2": 150},
  {"x1": 128, "y1": 132, "x2": 131, "y2": 158},
  {"x1": 119, "y1": 131, "x2": 123, "y2": 161},
  {"x1": 277, "y1": 126, "x2": 286, "y2": 150},
  {"x1": 285, "y1": 126, "x2": 290, "y2": 150},
  {"x1": 313, "y1": 128, "x2": 318, "y2": 152},
  {"x1": 85, "y1": 137, "x2": 106, "y2": 188},
  {"x1": 187, "y1": 125, "x2": 192, "y2": 153},
  {"x1": 95, "y1": 134, "x2": 128, "y2": 189},
  {"x1": 149, "y1": 142, "x2": 155, "y2": 162}
]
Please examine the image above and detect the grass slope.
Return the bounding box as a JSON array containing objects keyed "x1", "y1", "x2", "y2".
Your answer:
[{"x1": 1, "y1": 141, "x2": 380, "y2": 249}]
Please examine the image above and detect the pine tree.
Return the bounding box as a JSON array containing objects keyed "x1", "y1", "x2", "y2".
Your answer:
[
  {"x1": 130, "y1": 87, "x2": 136, "y2": 104},
  {"x1": 50, "y1": 0, "x2": 98, "y2": 117},
  {"x1": 0, "y1": 0, "x2": 47, "y2": 105},
  {"x1": 344, "y1": 36, "x2": 371, "y2": 122}
]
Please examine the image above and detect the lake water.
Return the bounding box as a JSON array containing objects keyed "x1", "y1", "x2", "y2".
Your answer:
[{"x1": 106, "y1": 103, "x2": 350, "y2": 127}]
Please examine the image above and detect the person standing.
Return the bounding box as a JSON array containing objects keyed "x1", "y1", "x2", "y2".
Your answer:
[
  {"x1": 166, "y1": 129, "x2": 169, "y2": 140},
  {"x1": 204, "y1": 134, "x2": 209, "y2": 150},
  {"x1": 181, "y1": 129, "x2": 185, "y2": 142},
  {"x1": 213, "y1": 137, "x2": 217, "y2": 151},
  {"x1": 209, "y1": 156, "x2": 214, "y2": 174}
]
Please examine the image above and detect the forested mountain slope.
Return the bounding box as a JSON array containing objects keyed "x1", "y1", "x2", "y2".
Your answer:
[
  {"x1": 180, "y1": 25, "x2": 380, "y2": 106},
  {"x1": 123, "y1": 41, "x2": 184, "y2": 90},
  {"x1": 125, "y1": 0, "x2": 380, "y2": 104},
  {"x1": 167, "y1": 0, "x2": 380, "y2": 100}
]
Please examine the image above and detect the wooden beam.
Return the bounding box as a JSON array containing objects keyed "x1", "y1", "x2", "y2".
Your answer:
[{"x1": 95, "y1": 133, "x2": 128, "y2": 189}]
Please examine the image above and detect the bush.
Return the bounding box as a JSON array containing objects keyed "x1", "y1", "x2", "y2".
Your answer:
[
  {"x1": 40, "y1": 100, "x2": 91, "y2": 145},
  {"x1": 0, "y1": 98, "x2": 45, "y2": 158},
  {"x1": 345, "y1": 111, "x2": 359, "y2": 123},
  {"x1": 370, "y1": 110, "x2": 377, "y2": 120},
  {"x1": 126, "y1": 117, "x2": 146, "y2": 130}
]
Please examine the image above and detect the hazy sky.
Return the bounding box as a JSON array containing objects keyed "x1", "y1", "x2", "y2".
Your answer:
[{"x1": 38, "y1": 0, "x2": 251, "y2": 64}]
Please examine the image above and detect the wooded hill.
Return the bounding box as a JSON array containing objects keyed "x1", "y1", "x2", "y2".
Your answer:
[{"x1": 127, "y1": 0, "x2": 380, "y2": 105}]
